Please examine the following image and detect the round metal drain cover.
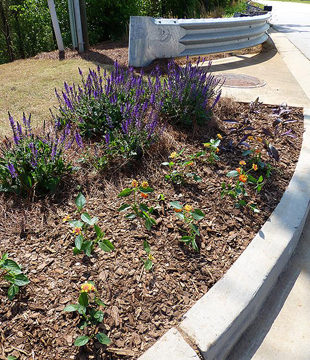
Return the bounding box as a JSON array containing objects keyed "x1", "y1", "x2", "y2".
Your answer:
[{"x1": 214, "y1": 74, "x2": 266, "y2": 88}]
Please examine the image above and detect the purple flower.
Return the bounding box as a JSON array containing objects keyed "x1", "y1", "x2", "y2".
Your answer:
[
  {"x1": 75, "y1": 131, "x2": 83, "y2": 148},
  {"x1": 7, "y1": 163, "x2": 18, "y2": 178}
]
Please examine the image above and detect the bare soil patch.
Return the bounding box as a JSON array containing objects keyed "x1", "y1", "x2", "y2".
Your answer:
[{"x1": 0, "y1": 98, "x2": 303, "y2": 360}]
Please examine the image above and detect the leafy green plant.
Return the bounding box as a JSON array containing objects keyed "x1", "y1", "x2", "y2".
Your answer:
[
  {"x1": 221, "y1": 161, "x2": 261, "y2": 212},
  {"x1": 66, "y1": 193, "x2": 114, "y2": 256},
  {"x1": 0, "y1": 253, "x2": 29, "y2": 300},
  {"x1": 170, "y1": 201, "x2": 205, "y2": 251},
  {"x1": 242, "y1": 146, "x2": 274, "y2": 178},
  {"x1": 141, "y1": 240, "x2": 153, "y2": 270},
  {"x1": 118, "y1": 180, "x2": 156, "y2": 231},
  {"x1": 162, "y1": 149, "x2": 202, "y2": 185},
  {"x1": 203, "y1": 134, "x2": 222, "y2": 163},
  {"x1": 64, "y1": 282, "x2": 110, "y2": 347}
]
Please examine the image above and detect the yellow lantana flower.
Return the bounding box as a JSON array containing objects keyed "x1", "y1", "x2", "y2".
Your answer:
[
  {"x1": 131, "y1": 179, "x2": 138, "y2": 188},
  {"x1": 81, "y1": 283, "x2": 96, "y2": 293},
  {"x1": 141, "y1": 181, "x2": 149, "y2": 188},
  {"x1": 170, "y1": 152, "x2": 177, "y2": 159},
  {"x1": 217, "y1": 134, "x2": 222, "y2": 140},
  {"x1": 184, "y1": 204, "x2": 193, "y2": 212}
]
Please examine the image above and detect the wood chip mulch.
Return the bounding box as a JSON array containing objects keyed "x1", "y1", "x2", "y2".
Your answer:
[{"x1": 0, "y1": 98, "x2": 304, "y2": 360}]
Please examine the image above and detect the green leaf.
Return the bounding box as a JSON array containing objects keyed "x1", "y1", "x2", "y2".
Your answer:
[
  {"x1": 190, "y1": 223, "x2": 200, "y2": 235},
  {"x1": 81, "y1": 212, "x2": 98, "y2": 225},
  {"x1": 94, "y1": 310, "x2": 104, "y2": 322},
  {"x1": 169, "y1": 201, "x2": 182, "y2": 209},
  {"x1": 95, "y1": 298, "x2": 106, "y2": 307},
  {"x1": 78, "y1": 292, "x2": 88, "y2": 307},
  {"x1": 143, "y1": 240, "x2": 151, "y2": 254},
  {"x1": 247, "y1": 175, "x2": 257, "y2": 184},
  {"x1": 242, "y1": 150, "x2": 252, "y2": 156},
  {"x1": 180, "y1": 236, "x2": 191, "y2": 244},
  {"x1": 64, "y1": 304, "x2": 79, "y2": 312},
  {"x1": 139, "y1": 203, "x2": 149, "y2": 212},
  {"x1": 82, "y1": 241, "x2": 93, "y2": 257},
  {"x1": 94, "y1": 224, "x2": 103, "y2": 238},
  {"x1": 193, "y1": 175, "x2": 202, "y2": 182},
  {"x1": 2, "y1": 259, "x2": 22, "y2": 274},
  {"x1": 77, "y1": 319, "x2": 88, "y2": 330},
  {"x1": 7, "y1": 284, "x2": 19, "y2": 300},
  {"x1": 74, "y1": 335, "x2": 89, "y2": 346},
  {"x1": 98, "y1": 239, "x2": 114, "y2": 252},
  {"x1": 191, "y1": 209, "x2": 205, "y2": 221},
  {"x1": 227, "y1": 170, "x2": 239, "y2": 177},
  {"x1": 125, "y1": 213, "x2": 136, "y2": 219},
  {"x1": 139, "y1": 187, "x2": 154, "y2": 194},
  {"x1": 69, "y1": 220, "x2": 84, "y2": 228},
  {"x1": 118, "y1": 203, "x2": 131, "y2": 212},
  {"x1": 145, "y1": 218, "x2": 154, "y2": 231},
  {"x1": 191, "y1": 239, "x2": 199, "y2": 252},
  {"x1": 1, "y1": 253, "x2": 8, "y2": 261},
  {"x1": 96, "y1": 332, "x2": 111, "y2": 345},
  {"x1": 144, "y1": 259, "x2": 153, "y2": 270},
  {"x1": 7, "y1": 356, "x2": 18, "y2": 360},
  {"x1": 75, "y1": 234, "x2": 84, "y2": 250},
  {"x1": 13, "y1": 274, "x2": 29, "y2": 287},
  {"x1": 117, "y1": 188, "x2": 133, "y2": 197},
  {"x1": 175, "y1": 212, "x2": 185, "y2": 221},
  {"x1": 73, "y1": 247, "x2": 81, "y2": 255},
  {"x1": 161, "y1": 162, "x2": 170, "y2": 166},
  {"x1": 76, "y1": 192, "x2": 86, "y2": 211}
]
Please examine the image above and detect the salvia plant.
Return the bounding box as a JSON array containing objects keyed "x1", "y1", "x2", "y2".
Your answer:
[
  {"x1": 221, "y1": 160, "x2": 261, "y2": 212},
  {"x1": 150, "y1": 57, "x2": 222, "y2": 126},
  {"x1": 170, "y1": 201, "x2": 205, "y2": 251},
  {"x1": 0, "y1": 253, "x2": 29, "y2": 300},
  {"x1": 161, "y1": 149, "x2": 202, "y2": 185},
  {"x1": 117, "y1": 180, "x2": 156, "y2": 231},
  {"x1": 141, "y1": 240, "x2": 153, "y2": 271},
  {"x1": 0, "y1": 113, "x2": 76, "y2": 197},
  {"x1": 64, "y1": 282, "x2": 110, "y2": 347},
  {"x1": 65, "y1": 193, "x2": 114, "y2": 256}
]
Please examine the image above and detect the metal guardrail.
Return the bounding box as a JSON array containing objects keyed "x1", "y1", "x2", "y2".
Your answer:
[{"x1": 129, "y1": 13, "x2": 271, "y2": 67}]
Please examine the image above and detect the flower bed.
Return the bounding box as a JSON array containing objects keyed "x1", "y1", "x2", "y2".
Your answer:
[{"x1": 0, "y1": 60, "x2": 304, "y2": 359}]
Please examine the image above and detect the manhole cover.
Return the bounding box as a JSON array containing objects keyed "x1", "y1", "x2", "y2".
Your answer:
[{"x1": 214, "y1": 74, "x2": 266, "y2": 88}]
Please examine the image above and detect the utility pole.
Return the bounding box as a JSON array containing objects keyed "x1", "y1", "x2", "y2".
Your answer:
[
  {"x1": 47, "y1": 0, "x2": 65, "y2": 59},
  {"x1": 79, "y1": 0, "x2": 89, "y2": 52}
]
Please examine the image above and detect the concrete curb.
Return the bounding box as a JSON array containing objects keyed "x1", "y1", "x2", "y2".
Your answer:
[{"x1": 139, "y1": 109, "x2": 310, "y2": 360}]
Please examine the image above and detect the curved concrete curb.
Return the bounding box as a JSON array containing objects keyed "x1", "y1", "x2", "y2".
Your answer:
[{"x1": 139, "y1": 108, "x2": 310, "y2": 360}]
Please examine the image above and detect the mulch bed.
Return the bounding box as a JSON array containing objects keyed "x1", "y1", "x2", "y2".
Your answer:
[{"x1": 0, "y1": 96, "x2": 304, "y2": 359}]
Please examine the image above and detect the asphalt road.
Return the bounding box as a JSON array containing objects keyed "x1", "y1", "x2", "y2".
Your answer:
[{"x1": 257, "y1": 0, "x2": 310, "y2": 59}]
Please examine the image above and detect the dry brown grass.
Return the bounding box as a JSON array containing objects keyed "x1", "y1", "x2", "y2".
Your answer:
[{"x1": 0, "y1": 58, "x2": 112, "y2": 136}]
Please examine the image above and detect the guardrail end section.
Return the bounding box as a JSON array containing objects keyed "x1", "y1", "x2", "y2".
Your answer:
[{"x1": 129, "y1": 16, "x2": 184, "y2": 68}]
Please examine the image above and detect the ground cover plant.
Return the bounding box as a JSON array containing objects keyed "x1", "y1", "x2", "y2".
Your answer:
[{"x1": 0, "y1": 53, "x2": 304, "y2": 360}]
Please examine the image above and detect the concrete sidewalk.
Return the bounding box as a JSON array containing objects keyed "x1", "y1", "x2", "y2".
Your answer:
[
  {"x1": 209, "y1": 30, "x2": 310, "y2": 108},
  {"x1": 215, "y1": 31, "x2": 310, "y2": 360}
]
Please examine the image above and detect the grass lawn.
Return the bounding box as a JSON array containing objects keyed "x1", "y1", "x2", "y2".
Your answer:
[{"x1": 0, "y1": 58, "x2": 111, "y2": 136}]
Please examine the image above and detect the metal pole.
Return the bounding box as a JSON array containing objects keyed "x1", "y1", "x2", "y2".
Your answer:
[
  {"x1": 79, "y1": 0, "x2": 89, "y2": 52},
  {"x1": 47, "y1": 0, "x2": 65, "y2": 59},
  {"x1": 73, "y1": 0, "x2": 84, "y2": 53},
  {"x1": 67, "y1": 0, "x2": 77, "y2": 49}
]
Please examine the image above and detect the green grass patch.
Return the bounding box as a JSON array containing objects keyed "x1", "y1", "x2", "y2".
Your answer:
[{"x1": 0, "y1": 59, "x2": 112, "y2": 135}]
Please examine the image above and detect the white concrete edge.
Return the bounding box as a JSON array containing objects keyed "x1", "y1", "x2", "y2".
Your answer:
[{"x1": 138, "y1": 108, "x2": 310, "y2": 360}]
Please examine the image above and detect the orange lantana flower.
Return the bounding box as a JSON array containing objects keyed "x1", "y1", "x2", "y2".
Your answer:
[
  {"x1": 174, "y1": 208, "x2": 182, "y2": 213},
  {"x1": 72, "y1": 227, "x2": 82, "y2": 235},
  {"x1": 217, "y1": 134, "x2": 222, "y2": 140},
  {"x1": 239, "y1": 160, "x2": 246, "y2": 166},
  {"x1": 239, "y1": 174, "x2": 248, "y2": 183},
  {"x1": 236, "y1": 168, "x2": 242, "y2": 174},
  {"x1": 141, "y1": 193, "x2": 148, "y2": 199}
]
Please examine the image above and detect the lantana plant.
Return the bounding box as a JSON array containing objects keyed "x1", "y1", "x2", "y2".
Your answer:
[
  {"x1": 221, "y1": 160, "x2": 261, "y2": 212},
  {"x1": 117, "y1": 180, "x2": 156, "y2": 231},
  {"x1": 65, "y1": 193, "x2": 114, "y2": 256},
  {"x1": 64, "y1": 282, "x2": 110, "y2": 347},
  {"x1": 140, "y1": 240, "x2": 154, "y2": 271},
  {"x1": 161, "y1": 149, "x2": 202, "y2": 185},
  {"x1": 0, "y1": 253, "x2": 29, "y2": 300},
  {"x1": 170, "y1": 201, "x2": 205, "y2": 251}
]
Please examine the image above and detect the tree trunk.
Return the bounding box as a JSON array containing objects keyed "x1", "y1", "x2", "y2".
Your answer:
[
  {"x1": 13, "y1": 10, "x2": 25, "y2": 59},
  {"x1": 0, "y1": 0, "x2": 14, "y2": 61}
]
